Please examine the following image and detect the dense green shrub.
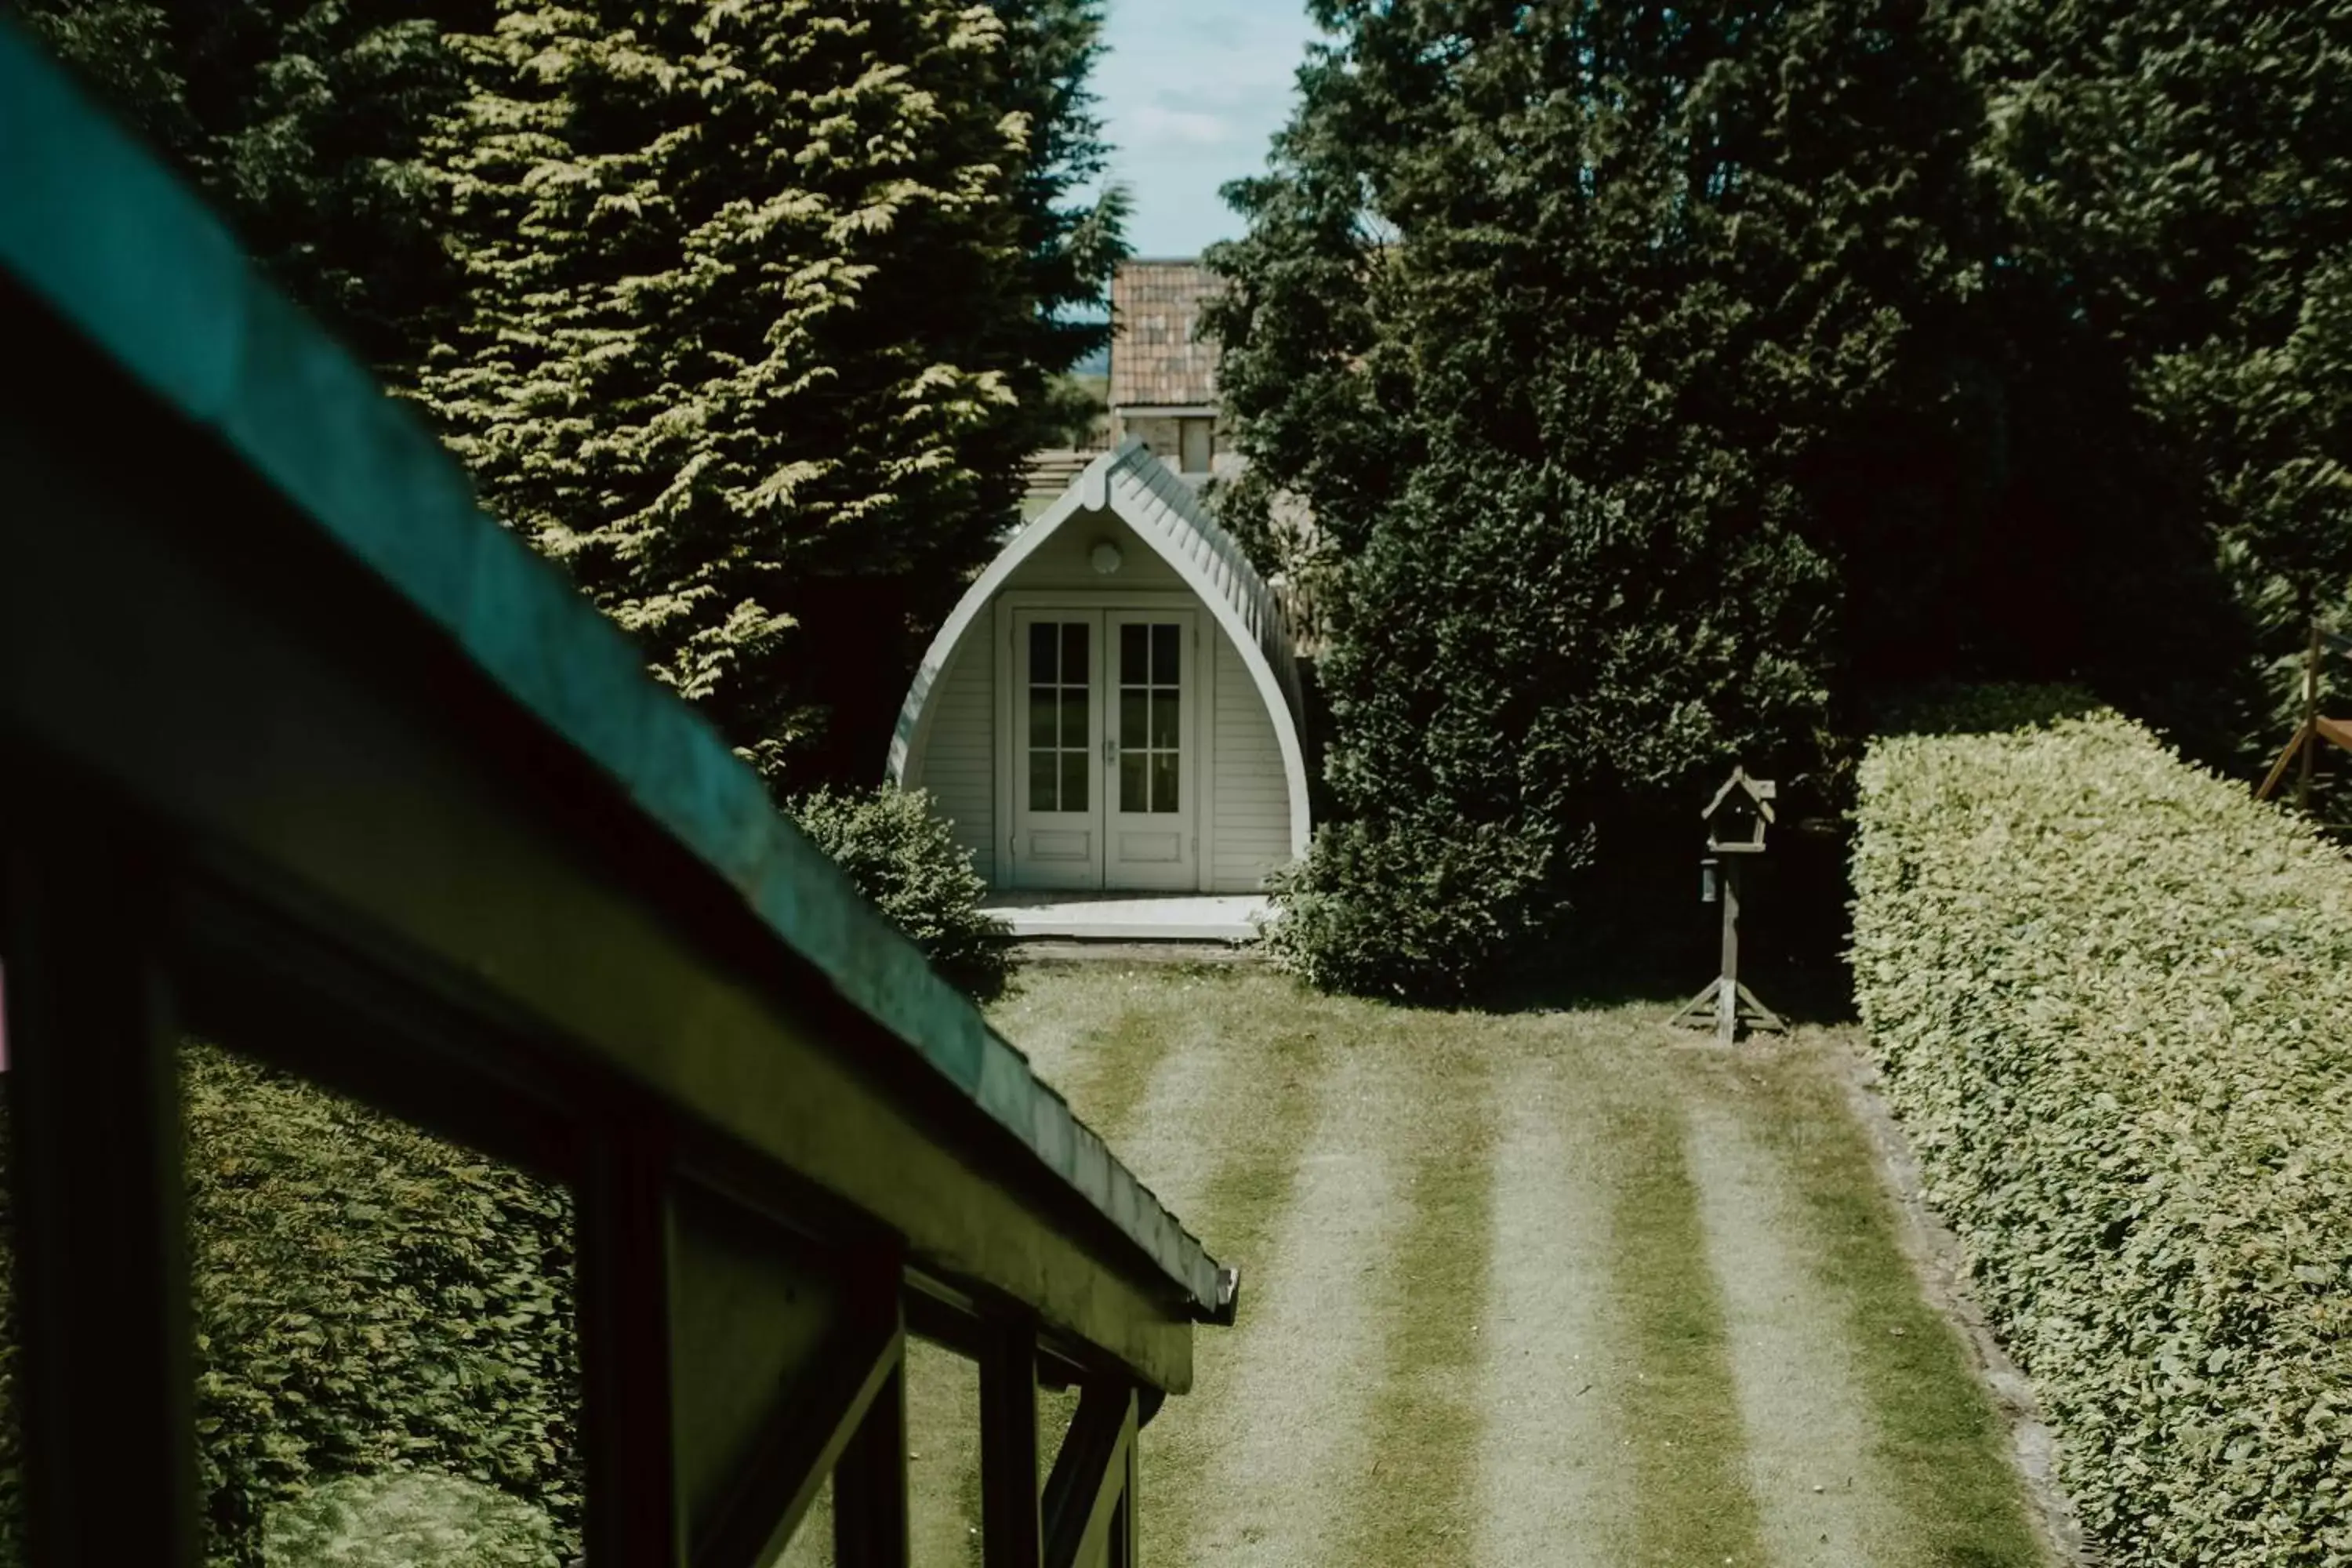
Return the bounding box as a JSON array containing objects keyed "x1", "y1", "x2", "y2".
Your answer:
[
  {"x1": 261, "y1": 1468, "x2": 560, "y2": 1568},
  {"x1": 1853, "y1": 706, "x2": 2352, "y2": 1564},
  {"x1": 0, "y1": 1047, "x2": 580, "y2": 1567},
  {"x1": 184, "y1": 1044, "x2": 579, "y2": 1567},
  {"x1": 1259, "y1": 816, "x2": 1581, "y2": 1003},
  {"x1": 788, "y1": 785, "x2": 1014, "y2": 1003}
]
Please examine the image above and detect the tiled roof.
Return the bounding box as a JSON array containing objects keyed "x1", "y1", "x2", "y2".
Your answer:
[{"x1": 1109, "y1": 259, "x2": 1220, "y2": 408}]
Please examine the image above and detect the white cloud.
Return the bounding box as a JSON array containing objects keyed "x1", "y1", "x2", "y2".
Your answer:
[
  {"x1": 1127, "y1": 103, "x2": 1236, "y2": 147},
  {"x1": 1094, "y1": 1, "x2": 1327, "y2": 252}
]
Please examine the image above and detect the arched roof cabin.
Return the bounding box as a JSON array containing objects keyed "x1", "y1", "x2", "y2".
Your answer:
[{"x1": 889, "y1": 441, "x2": 1309, "y2": 894}]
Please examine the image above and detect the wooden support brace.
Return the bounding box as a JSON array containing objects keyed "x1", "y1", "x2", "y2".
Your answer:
[
  {"x1": 833, "y1": 1333, "x2": 911, "y2": 1568},
  {"x1": 2257, "y1": 720, "x2": 2311, "y2": 802},
  {"x1": 697, "y1": 1260, "x2": 908, "y2": 1568},
  {"x1": 1042, "y1": 1382, "x2": 1138, "y2": 1568}
]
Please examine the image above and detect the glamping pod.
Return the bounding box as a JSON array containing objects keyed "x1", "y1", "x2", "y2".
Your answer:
[{"x1": 888, "y1": 440, "x2": 1310, "y2": 894}]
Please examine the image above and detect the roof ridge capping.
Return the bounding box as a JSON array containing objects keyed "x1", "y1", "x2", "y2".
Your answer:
[{"x1": 0, "y1": 17, "x2": 1225, "y2": 1320}]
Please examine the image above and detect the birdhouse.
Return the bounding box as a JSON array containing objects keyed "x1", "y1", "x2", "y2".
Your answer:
[{"x1": 1702, "y1": 767, "x2": 1777, "y2": 855}]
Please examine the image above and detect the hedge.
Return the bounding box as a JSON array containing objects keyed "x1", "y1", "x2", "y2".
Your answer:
[
  {"x1": 0, "y1": 1044, "x2": 581, "y2": 1568},
  {"x1": 1853, "y1": 706, "x2": 2352, "y2": 1565}
]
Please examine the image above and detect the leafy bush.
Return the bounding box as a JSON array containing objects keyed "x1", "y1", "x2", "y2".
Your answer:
[
  {"x1": 184, "y1": 1044, "x2": 580, "y2": 1567},
  {"x1": 789, "y1": 784, "x2": 1014, "y2": 1003},
  {"x1": 1259, "y1": 816, "x2": 1582, "y2": 1003},
  {"x1": 262, "y1": 1468, "x2": 560, "y2": 1568},
  {"x1": 0, "y1": 1047, "x2": 581, "y2": 1568},
  {"x1": 1853, "y1": 706, "x2": 2352, "y2": 1564}
]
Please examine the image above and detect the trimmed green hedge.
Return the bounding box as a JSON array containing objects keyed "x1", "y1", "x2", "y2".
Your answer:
[
  {"x1": 184, "y1": 1044, "x2": 580, "y2": 1566},
  {"x1": 0, "y1": 1047, "x2": 581, "y2": 1568},
  {"x1": 1853, "y1": 706, "x2": 2352, "y2": 1564}
]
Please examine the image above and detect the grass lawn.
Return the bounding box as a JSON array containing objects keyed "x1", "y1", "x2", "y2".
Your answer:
[{"x1": 952, "y1": 960, "x2": 2053, "y2": 1568}]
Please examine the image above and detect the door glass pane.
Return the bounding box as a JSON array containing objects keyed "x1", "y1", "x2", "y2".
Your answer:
[
  {"x1": 1029, "y1": 749, "x2": 1057, "y2": 811},
  {"x1": 1153, "y1": 751, "x2": 1179, "y2": 812},
  {"x1": 1027, "y1": 619, "x2": 1091, "y2": 818},
  {"x1": 1111, "y1": 620, "x2": 1183, "y2": 820},
  {"x1": 1120, "y1": 753, "x2": 1147, "y2": 813}
]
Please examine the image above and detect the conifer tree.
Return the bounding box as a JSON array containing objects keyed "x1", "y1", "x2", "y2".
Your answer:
[
  {"x1": 421, "y1": 0, "x2": 1118, "y2": 790},
  {"x1": 1973, "y1": 0, "x2": 2352, "y2": 767},
  {"x1": 1213, "y1": 0, "x2": 1997, "y2": 993},
  {"x1": 19, "y1": 0, "x2": 481, "y2": 387}
]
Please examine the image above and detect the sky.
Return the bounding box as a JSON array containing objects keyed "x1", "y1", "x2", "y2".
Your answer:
[{"x1": 1092, "y1": 1, "x2": 1328, "y2": 258}]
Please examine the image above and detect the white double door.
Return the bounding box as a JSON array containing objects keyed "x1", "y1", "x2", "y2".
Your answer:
[{"x1": 1008, "y1": 607, "x2": 1198, "y2": 891}]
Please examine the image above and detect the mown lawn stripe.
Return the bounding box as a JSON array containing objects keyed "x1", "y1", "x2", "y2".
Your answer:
[
  {"x1": 1733, "y1": 1037, "x2": 2049, "y2": 1566},
  {"x1": 1606, "y1": 1086, "x2": 1772, "y2": 1568},
  {"x1": 1171, "y1": 1042, "x2": 1407, "y2": 1564},
  {"x1": 1341, "y1": 1020, "x2": 1497, "y2": 1564},
  {"x1": 1685, "y1": 1093, "x2": 1911, "y2": 1566},
  {"x1": 1000, "y1": 969, "x2": 1335, "y2": 1564},
  {"x1": 1473, "y1": 1047, "x2": 1640, "y2": 1565}
]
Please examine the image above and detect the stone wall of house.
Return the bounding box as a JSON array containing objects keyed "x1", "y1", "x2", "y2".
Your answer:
[{"x1": 1112, "y1": 412, "x2": 1234, "y2": 477}]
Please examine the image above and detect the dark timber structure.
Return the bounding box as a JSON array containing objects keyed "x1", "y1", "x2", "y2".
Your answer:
[{"x1": 0, "y1": 24, "x2": 1231, "y2": 1566}]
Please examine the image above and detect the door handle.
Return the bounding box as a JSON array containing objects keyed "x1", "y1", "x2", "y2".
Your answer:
[{"x1": 1102, "y1": 736, "x2": 1118, "y2": 764}]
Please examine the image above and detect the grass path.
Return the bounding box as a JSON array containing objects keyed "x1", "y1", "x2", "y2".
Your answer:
[{"x1": 967, "y1": 963, "x2": 2053, "y2": 1568}]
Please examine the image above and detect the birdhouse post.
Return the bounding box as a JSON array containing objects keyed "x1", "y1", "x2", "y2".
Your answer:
[{"x1": 1671, "y1": 766, "x2": 1787, "y2": 1043}]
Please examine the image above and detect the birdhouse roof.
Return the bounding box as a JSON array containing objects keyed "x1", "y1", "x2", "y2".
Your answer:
[{"x1": 1701, "y1": 767, "x2": 1779, "y2": 823}]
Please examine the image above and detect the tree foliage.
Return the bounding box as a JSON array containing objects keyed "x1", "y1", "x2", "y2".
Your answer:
[
  {"x1": 1209, "y1": 0, "x2": 1998, "y2": 990},
  {"x1": 17, "y1": 0, "x2": 487, "y2": 389},
  {"x1": 22, "y1": 0, "x2": 1125, "y2": 795},
  {"x1": 1970, "y1": 0, "x2": 2352, "y2": 771}
]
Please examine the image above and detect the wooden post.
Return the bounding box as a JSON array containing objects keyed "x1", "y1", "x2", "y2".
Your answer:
[
  {"x1": 2300, "y1": 620, "x2": 2323, "y2": 811},
  {"x1": 980, "y1": 1322, "x2": 1043, "y2": 1568},
  {"x1": 1716, "y1": 857, "x2": 1741, "y2": 1044}
]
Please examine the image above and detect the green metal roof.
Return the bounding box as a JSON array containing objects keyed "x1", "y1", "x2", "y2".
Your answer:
[{"x1": 0, "y1": 20, "x2": 1225, "y2": 1319}]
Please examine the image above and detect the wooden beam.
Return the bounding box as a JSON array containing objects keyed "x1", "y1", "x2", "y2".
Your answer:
[
  {"x1": 1, "y1": 829, "x2": 199, "y2": 1567},
  {"x1": 833, "y1": 1313, "x2": 912, "y2": 1568},
  {"x1": 581, "y1": 1119, "x2": 684, "y2": 1568},
  {"x1": 696, "y1": 1259, "x2": 906, "y2": 1568},
  {"x1": 1043, "y1": 1383, "x2": 1137, "y2": 1568},
  {"x1": 981, "y1": 1320, "x2": 1044, "y2": 1568},
  {"x1": 2257, "y1": 722, "x2": 2309, "y2": 801}
]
